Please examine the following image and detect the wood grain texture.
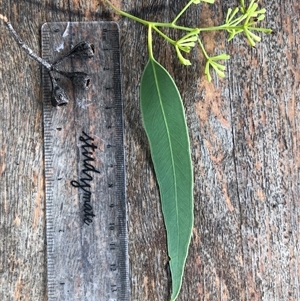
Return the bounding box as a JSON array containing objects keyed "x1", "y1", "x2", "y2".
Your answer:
[{"x1": 0, "y1": 0, "x2": 299, "y2": 300}]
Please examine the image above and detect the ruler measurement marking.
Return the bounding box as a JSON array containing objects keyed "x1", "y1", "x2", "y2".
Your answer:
[{"x1": 42, "y1": 26, "x2": 57, "y2": 301}]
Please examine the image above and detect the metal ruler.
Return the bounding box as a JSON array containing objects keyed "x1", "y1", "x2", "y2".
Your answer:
[{"x1": 41, "y1": 22, "x2": 129, "y2": 301}]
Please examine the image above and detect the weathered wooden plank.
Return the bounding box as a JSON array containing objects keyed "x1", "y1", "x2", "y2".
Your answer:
[{"x1": 0, "y1": 0, "x2": 299, "y2": 300}]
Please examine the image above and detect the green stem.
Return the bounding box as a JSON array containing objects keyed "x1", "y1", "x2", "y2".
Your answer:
[
  {"x1": 152, "y1": 23, "x2": 195, "y2": 32},
  {"x1": 152, "y1": 26, "x2": 176, "y2": 45},
  {"x1": 106, "y1": 0, "x2": 194, "y2": 32},
  {"x1": 197, "y1": 38, "x2": 209, "y2": 60},
  {"x1": 171, "y1": 0, "x2": 196, "y2": 25},
  {"x1": 148, "y1": 25, "x2": 154, "y2": 59},
  {"x1": 248, "y1": 27, "x2": 272, "y2": 33},
  {"x1": 105, "y1": 0, "x2": 149, "y2": 26},
  {"x1": 198, "y1": 25, "x2": 229, "y2": 32},
  {"x1": 198, "y1": 24, "x2": 272, "y2": 34}
]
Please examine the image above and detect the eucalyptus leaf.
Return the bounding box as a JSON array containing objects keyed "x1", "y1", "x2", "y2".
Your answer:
[{"x1": 140, "y1": 57, "x2": 194, "y2": 301}]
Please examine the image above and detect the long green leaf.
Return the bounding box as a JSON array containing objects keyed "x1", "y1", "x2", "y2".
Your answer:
[{"x1": 140, "y1": 57, "x2": 194, "y2": 301}]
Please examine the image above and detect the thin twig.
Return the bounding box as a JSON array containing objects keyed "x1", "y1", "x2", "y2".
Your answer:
[{"x1": 0, "y1": 14, "x2": 53, "y2": 70}]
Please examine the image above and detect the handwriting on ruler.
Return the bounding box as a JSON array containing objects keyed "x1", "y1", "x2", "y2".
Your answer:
[{"x1": 71, "y1": 131, "x2": 100, "y2": 225}]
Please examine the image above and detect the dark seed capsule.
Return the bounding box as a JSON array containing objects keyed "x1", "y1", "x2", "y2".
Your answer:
[
  {"x1": 68, "y1": 41, "x2": 95, "y2": 59},
  {"x1": 51, "y1": 77, "x2": 69, "y2": 106},
  {"x1": 58, "y1": 71, "x2": 91, "y2": 90},
  {"x1": 69, "y1": 72, "x2": 91, "y2": 89},
  {"x1": 53, "y1": 41, "x2": 95, "y2": 65}
]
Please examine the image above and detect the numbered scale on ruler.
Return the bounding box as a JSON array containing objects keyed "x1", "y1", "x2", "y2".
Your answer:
[{"x1": 42, "y1": 22, "x2": 129, "y2": 301}]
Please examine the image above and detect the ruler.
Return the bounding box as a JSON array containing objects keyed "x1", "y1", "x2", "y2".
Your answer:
[{"x1": 41, "y1": 22, "x2": 129, "y2": 301}]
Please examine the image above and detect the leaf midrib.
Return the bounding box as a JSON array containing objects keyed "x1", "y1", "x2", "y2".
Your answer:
[{"x1": 150, "y1": 59, "x2": 180, "y2": 260}]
